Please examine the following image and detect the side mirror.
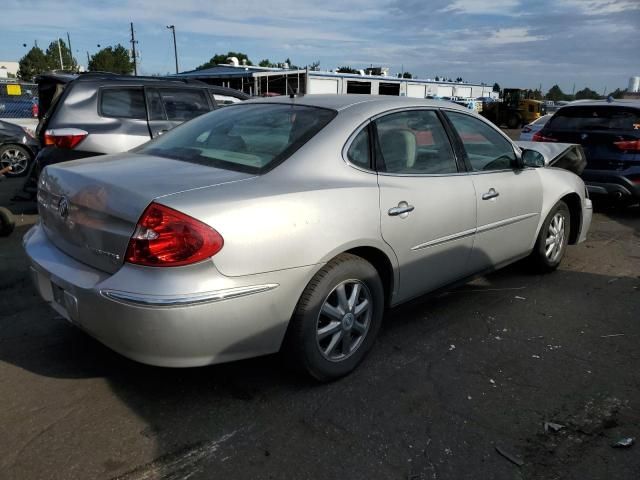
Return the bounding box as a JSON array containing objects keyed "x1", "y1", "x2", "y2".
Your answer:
[{"x1": 521, "y1": 148, "x2": 545, "y2": 168}]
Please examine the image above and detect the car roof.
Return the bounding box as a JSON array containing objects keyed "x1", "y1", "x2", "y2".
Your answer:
[
  {"x1": 36, "y1": 71, "x2": 209, "y2": 88},
  {"x1": 559, "y1": 99, "x2": 640, "y2": 109},
  {"x1": 243, "y1": 94, "x2": 471, "y2": 113}
]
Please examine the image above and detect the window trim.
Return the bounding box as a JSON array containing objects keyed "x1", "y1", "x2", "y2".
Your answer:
[
  {"x1": 441, "y1": 108, "x2": 524, "y2": 174},
  {"x1": 97, "y1": 86, "x2": 148, "y2": 120},
  {"x1": 370, "y1": 107, "x2": 465, "y2": 177}
]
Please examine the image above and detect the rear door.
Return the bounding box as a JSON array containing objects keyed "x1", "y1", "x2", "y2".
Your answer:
[
  {"x1": 374, "y1": 109, "x2": 477, "y2": 303},
  {"x1": 542, "y1": 105, "x2": 640, "y2": 171},
  {"x1": 444, "y1": 110, "x2": 542, "y2": 270}
]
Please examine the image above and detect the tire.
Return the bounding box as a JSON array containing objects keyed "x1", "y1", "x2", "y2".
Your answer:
[
  {"x1": 0, "y1": 144, "x2": 32, "y2": 177},
  {"x1": 506, "y1": 114, "x2": 520, "y2": 129},
  {"x1": 530, "y1": 201, "x2": 570, "y2": 272},
  {"x1": 284, "y1": 253, "x2": 384, "y2": 381},
  {"x1": 0, "y1": 207, "x2": 15, "y2": 237}
]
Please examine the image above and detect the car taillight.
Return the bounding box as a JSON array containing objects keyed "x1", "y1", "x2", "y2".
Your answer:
[
  {"x1": 32, "y1": 103, "x2": 38, "y2": 118},
  {"x1": 613, "y1": 139, "x2": 640, "y2": 151},
  {"x1": 532, "y1": 132, "x2": 557, "y2": 142},
  {"x1": 44, "y1": 128, "x2": 88, "y2": 149},
  {"x1": 125, "y1": 202, "x2": 223, "y2": 267}
]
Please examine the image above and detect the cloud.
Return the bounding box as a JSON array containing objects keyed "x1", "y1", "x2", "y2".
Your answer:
[
  {"x1": 485, "y1": 27, "x2": 547, "y2": 45},
  {"x1": 440, "y1": 0, "x2": 521, "y2": 15},
  {"x1": 556, "y1": 0, "x2": 640, "y2": 15}
]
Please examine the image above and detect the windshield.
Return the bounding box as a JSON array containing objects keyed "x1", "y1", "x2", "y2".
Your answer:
[
  {"x1": 548, "y1": 106, "x2": 640, "y2": 131},
  {"x1": 137, "y1": 103, "x2": 336, "y2": 174}
]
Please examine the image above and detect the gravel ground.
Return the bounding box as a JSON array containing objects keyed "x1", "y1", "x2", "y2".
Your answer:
[{"x1": 1, "y1": 147, "x2": 639, "y2": 480}]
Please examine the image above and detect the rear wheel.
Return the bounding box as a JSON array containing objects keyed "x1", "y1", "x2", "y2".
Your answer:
[
  {"x1": 284, "y1": 253, "x2": 384, "y2": 381},
  {"x1": 0, "y1": 145, "x2": 31, "y2": 177},
  {"x1": 530, "y1": 201, "x2": 570, "y2": 272}
]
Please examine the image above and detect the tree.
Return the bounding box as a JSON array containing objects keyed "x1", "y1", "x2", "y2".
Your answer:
[
  {"x1": 609, "y1": 88, "x2": 627, "y2": 99},
  {"x1": 17, "y1": 46, "x2": 49, "y2": 80},
  {"x1": 435, "y1": 76, "x2": 440, "y2": 81},
  {"x1": 402, "y1": 72, "x2": 412, "y2": 79},
  {"x1": 308, "y1": 61, "x2": 321, "y2": 71},
  {"x1": 574, "y1": 87, "x2": 601, "y2": 100},
  {"x1": 531, "y1": 89, "x2": 543, "y2": 100},
  {"x1": 88, "y1": 45, "x2": 134, "y2": 75},
  {"x1": 196, "y1": 51, "x2": 252, "y2": 70},
  {"x1": 45, "y1": 39, "x2": 76, "y2": 71},
  {"x1": 492, "y1": 82, "x2": 501, "y2": 92},
  {"x1": 337, "y1": 66, "x2": 359, "y2": 74},
  {"x1": 546, "y1": 84, "x2": 567, "y2": 102},
  {"x1": 259, "y1": 59, "x2": 274, "y2": 67},
  {"x1": 456, "y1": 77, "x2": 463, "y2": 82}
]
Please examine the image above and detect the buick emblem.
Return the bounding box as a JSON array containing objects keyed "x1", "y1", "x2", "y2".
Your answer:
[{"x1": 58, "y1": 197, "x2": 70, "y2": 219}]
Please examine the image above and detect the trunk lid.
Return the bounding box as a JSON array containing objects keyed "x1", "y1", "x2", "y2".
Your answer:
[{"x1": 37, "y1": 153, "x2": 255, "y2": 273}]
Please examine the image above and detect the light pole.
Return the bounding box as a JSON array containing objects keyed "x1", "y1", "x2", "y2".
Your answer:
[{"x1": 166, "y1": 25, "x2": 178, "y2": 74}]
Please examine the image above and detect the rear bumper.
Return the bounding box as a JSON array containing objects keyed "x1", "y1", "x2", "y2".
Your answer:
[
  {"x1": 582, "y1": 168, "x2": 640, "y2": 200},
  {"x1": 23, "y1": 223, "x2": 315, "y2": 367}
]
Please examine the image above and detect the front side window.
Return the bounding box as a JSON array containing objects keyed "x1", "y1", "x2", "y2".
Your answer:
[
  {"x1": 374, "y1": 110, "x2": 458, "y2": 174},
  {"x1": 446, "y1": 111, "x2": 516, "y2": 171},
  {"x1": 100, "y1": 88, "x2": 146, "y2": 119},
  {"x1": 158, "y1": 88, "x2": 211, "y2": 121},
  {"x1": 137, "y1": 103, "x2": 336, "y2": 174}
]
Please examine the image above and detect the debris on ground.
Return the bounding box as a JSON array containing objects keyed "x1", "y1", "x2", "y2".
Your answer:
[
  {"x1": 601, "y1": 333, "x2": 625, "y2": 338},
  {"x1": 514, "y1": 296, "x2": 526, "y2": 300},
  {"x1": 612, "y1": 437, "x2": 635, "y2": 448},
  {"x1": 532, "y1": 354, "x2": 541, "y2": 359},
  {"x1": 544, "y1": 422, "x2": 565, "y2": 433},
  {"x1": 449, "y1": 344, "x2": 456, "y2": 351},
  {"x1": 495, "y1": 446, "x2": 524, "y2": 467}
]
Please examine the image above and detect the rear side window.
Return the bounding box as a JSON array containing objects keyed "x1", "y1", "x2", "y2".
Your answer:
[
  {"x1": 100, "y1": 88, "x2": 146, "y2": 119},
  {"x1": 137, "y1": 104, "x2": 336, "y2": 174},
  {"x1": 347, "y1": 127, "x2": 371, "y2": 169},
  {"x1": 159, "y1": 88, "x2": 210, "y2": 121},
  {"x1": 548, "y1": 106, "x2": 640, "y2": 131}
]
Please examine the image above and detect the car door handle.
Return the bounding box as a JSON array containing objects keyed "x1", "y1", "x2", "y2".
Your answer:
[
  {"x1": 388, "y1": 202, "x2": 415, "y2": 217},
  {"x1": 482, "y1": 188, "x2": 500, "y2": 200}
]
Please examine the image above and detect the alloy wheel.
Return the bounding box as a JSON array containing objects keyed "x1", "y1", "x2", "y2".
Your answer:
[
  {"x1": 545, "y1": 212, "x2": 566, "y2": 262},
  {"x1": 0, "y1": 148, "x2": 29, "y2": 175},
  {"x1": 316, "y1": 279, "x2": 372, "y2": 362}
]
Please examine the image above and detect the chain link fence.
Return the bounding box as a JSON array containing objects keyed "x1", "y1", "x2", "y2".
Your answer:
[{"x1": 0, "y1": 82, "x2": 38, "y2": 119}]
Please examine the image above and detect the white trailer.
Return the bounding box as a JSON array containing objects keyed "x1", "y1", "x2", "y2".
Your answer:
[{"x1": 436, "y1": 85, "x2": 454, "y2": 97}]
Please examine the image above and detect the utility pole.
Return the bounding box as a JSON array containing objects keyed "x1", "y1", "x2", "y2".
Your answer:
[
  {"x1": 166, "y1": 25, "x2": 178, "y2": 74},
  {"x1": 86, "y1": 51, "x2": 91, "y2": 68},
  {"x1": 66, "y1": 32, "x2": 74, "y2": 69},
  {"x1": 130, "y1": 22, "x2": 138, "y2": 76},
  {"x1": 57, "y1": 39, "x2": 64, "y2": 70}
]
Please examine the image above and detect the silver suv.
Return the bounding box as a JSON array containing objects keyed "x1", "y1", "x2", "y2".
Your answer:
[{"x1": 34, "y1": 72, "x2": 248, "y2": 171}]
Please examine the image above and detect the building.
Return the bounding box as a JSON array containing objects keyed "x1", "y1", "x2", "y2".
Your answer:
[
  {"x1": 0, "y1": 61, "x2": 19, "y2": 78},
  {"x1": 176, "y1": 64, "x2": 497, "y2": 99}
]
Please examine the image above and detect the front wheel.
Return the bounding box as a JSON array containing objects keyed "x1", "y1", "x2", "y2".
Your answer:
[
  {"x1": 284, "y1": 253, "x2": 384, "y2": 381},
  {"x1": 530, "y1": 201, "x2": 570, "y2": 272},
  {"x1": 0, "y1": 145, "x2": 31, "y2": 177}
]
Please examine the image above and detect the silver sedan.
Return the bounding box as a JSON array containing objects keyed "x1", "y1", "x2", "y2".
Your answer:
[{"x1": 25, "y1": 95, "x2": 592, "y2": 380}]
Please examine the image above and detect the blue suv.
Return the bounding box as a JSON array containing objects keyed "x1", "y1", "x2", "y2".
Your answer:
[{"x1": 534, "y1": 100, "x2": 640, "y2": 204}]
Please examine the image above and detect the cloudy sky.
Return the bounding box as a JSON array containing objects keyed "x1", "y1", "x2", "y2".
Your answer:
[{"x1": 2, "y1": 0, "x2": 639, "y2": 92}]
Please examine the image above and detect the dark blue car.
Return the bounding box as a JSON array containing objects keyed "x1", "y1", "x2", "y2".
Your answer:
[{"x1": 534, "y1": 100, "x2": 640, "y2": 204}]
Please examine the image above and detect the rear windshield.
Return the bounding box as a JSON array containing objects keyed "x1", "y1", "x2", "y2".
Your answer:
[
  {"x1": 136, "y1": 103, "x2": 336, "y2": 174},
  {"x1": 547, "y1": 106, "x2": 640, "y2": 131}
]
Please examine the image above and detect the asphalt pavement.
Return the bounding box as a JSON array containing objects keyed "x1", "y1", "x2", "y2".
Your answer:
[{"x1": 1, "y1": 159, "x2": 639, "y2": 479}]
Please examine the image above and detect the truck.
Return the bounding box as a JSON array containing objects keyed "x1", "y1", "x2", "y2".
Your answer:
[{"x1": 480, "y1": 88, "x2": 542, "y2": 128}]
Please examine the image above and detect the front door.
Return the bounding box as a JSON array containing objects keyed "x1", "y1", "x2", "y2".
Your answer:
[
  {"x1": 444, "y1": 110, "x2": 543, "y2": 270},
  {"x1": 374, "y1": 109, "x2": 477, "y2": 303}
]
